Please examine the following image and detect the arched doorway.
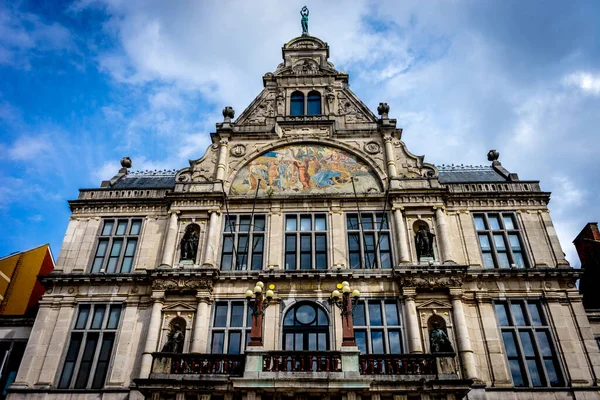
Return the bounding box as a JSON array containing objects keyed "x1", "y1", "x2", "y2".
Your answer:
[{"x1": 283, "y1": 302, "x2": 329, "y2": 351}]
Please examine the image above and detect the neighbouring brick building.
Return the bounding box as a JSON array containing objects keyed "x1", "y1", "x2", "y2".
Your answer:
[{"x1": 7, "y1": 30, "x2": 600, "y2": 400}]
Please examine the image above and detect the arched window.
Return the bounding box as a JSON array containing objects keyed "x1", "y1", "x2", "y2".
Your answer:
[
  {"x1": 307, "y1": 91, "x2": 321, "y2": 115},
  {"x1": 283, "y1": 302, "x2": 329, "y2": 350},
  {"x1": 290, "y1": 91, "x2": 304, "y2": 116}
]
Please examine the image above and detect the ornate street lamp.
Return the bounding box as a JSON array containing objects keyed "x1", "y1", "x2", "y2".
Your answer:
[
  {"x1": 245, "y1": 281, "x2": 275, "y2": 347},
  {"x1": 330, "y1": 281, "x2": 360, "y2": 347}
]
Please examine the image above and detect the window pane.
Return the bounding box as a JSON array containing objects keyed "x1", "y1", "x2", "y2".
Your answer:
[
  {"x1": 347, "y1": 215, "x2": 359, "y2": 230},
  {"x1": 371, "y1": 331, "x2": 384, "y2": 353},
  {"x1": 102, "y1": 221, "x2": 114, "y2": 236},
  {"x1": 478, "y1": 235, "x2": 491, "y2": 250},
  {"x1": 247, "y1": 307, "x2": 253, "y2": 326},
  {"x1": 253, "y1": 216, "x2": 265, "y2": 231},
  {"x1": 508, "y1": 234, "x2": 522, "y2": 251},
  {"x1": 75, "y1": 333, "x2": 98, "y2": 388},
  {"x1": 96, "y1": 240, "x2": 109, "y2": 257},
  {"x1": 385, "y1": 302, "x2": 399, "y2": 325},
  {"x1": 239, "y1": 216, "x2": 251, "y2": 232},
  {"x1": 497, "y1": 252, "x2": 510, "y2": 269},
  {"x1": 230, "y1": 303, "x2": 244, "y2": 327},
  {"x1": 315, "y1": 215, "x2": 326, "y2": 231},
  {"x1": 130, "y1": 220, "x2": 141, "y2": 235},
  {"x1": 355, "y1": 331, "x2": 367, "y2": 354},
  {"x1": 110, "y1": 239, "x2": 123, "y2": 257},
  {"x1": 214, "y1": 303, "x2": 228, "y2": 327},
  {"x1": 290, "y1": 92, "x2": 304, "y2": 116},
  {"x1": 222, "y1": 236, "x2": 234, "y2": 252},
  {"x1": 318, "y1": 332, "x2": 327, "y2": 350},
  {"x1": 300, "y1": 254, "x2": 311, "y2": 270},
  {"x1": 362, "y1": 215, "x2": 374, "y2": 230},
  {"x1": 308, "y1": 333, "x2": 317, "y2": 350},
  {"x1": 348, "y1": 234, "x2": 360, "y2": 251},
  {"x1": 502, "y1": 331, "x2": 519, "y2": 357},
  {"x1": 376, "y1": 214, "x2": 389, "y2": 230},
  {"x1": 116, "y1": 220, "x2": 128, "y2": 235},
  {"x1": 285, "y1": 235, "x2": 296, "y2": 251},
  {"x1": 474, "y1": 216, "x2": 486, "y2": 230},
  {"x1": 285, "y1": 254, "x2": 296, "y2": 270},
  {"x1": 528, "y1": 303, "x2": 543, "y2": 326},
  {"x1": 388, "y1": 331, "x2": 402, "y2": 354},
  {"x1": 482, "y1": 252, "x2": 495, "y2": 268},
  {"x1": 535, "y1": 331, "x2": 553, "y2": 357},
  {"x1": 519, "y1": 331, "x2": 535, "y2": 357},
  {"x1": 294, "y1": 333, "x2": 303, "y2": 351},
  {"x1": 315, "y1": 253, "x2": 327, "y2": 270},
  {"x1": 307, "y1": 92, "x2": 321, "y2": 115},
  {"x1": 91, "y1": 306, "x2": 106, "y2": 329},
  {"x1": 58, "y1": 333, "x2": 83, "y2": 388},
  {"x1": 75, "y1": 306, "x2": 91, "y2": 329},
  {"x1": 513, "y1": 252, "x2": 526, "y2": 269},
  {"x1": 509, "y1": 359, "x2": 526, "y2": 387},
  {"x1": 91, "y1": 333, "x2": 115, "y2": 389},
  {"x1": 228, "y1": 332, "x2": 242, "y2": 354},
  {"x1": 495, "y1": 303, "x2": 509, "y2": 326},
  {"x1": 92, "y1": 257, "x2": 104, "y2": 273},
  {"x1": 544, "y1": 359, "x2": 561, "y2": 387},
  {"x1": 317, "y1": 308, "x2": 328, "y2": 325},
  {"x1": 124, "y1": 239, "x2": 137, "y2": 256},
  {"x1": 380, "y1": 251, "x2": 392, "y2": 269},
  {"x1": 286, "y1": 216, "x2": 297, "y2": 231},
  {"x1": 379, "y1": 233, "x2": 390, "y2": 251},
  {"x1": 511, "y1": 303, "x2": 526, "y2": 326},
  {"x1": 121, "y1": 257, "x2": 133, "y2": 273},
  {"x1": 107, "y1": 306, "x2": 122, "y2": 329},
  {"x1": 503, "y1": 215, "x2": 515, "y2": 230},
  {"x1": 211, "y1": 332, "x2": 224, "y2": 353},
  {"x1": 488, "y1": 215, "x2": 501, "y2": 230},
  {"x1": 300, "y1": 216, "x2": 312, "y2": 231},
  {"x1": 493, "y1": 234, "x2": 506, "y2": 250},
  {"x1": 224, "y1": 215, "x2": 235, "y2": 232},
  {"x1": 284, "y1": 333, "x2": 294, "y2": 350},
  {"x1": 368, "y1": 302, "x2": 383, "y2": 326},
  {"x1": 353, "y1": 303, "x2": 366, "y2": 326},
  {"x1": 221, "y1": 255, "x2": 233, "y2": 271},
  {"x1": 527, "y1": 359, "x2": 543, "y2": 387},
  {"x1": 349, "y1": 253, "x2": 361, "y2": 270}
]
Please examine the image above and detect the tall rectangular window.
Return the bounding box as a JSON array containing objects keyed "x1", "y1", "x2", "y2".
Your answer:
[
  {"x1": 210, "y1": 301, "x2": 251, "y2": 354},
  {"x1": 284, "y1": 214, "x2": 328, "y2": 270},
  {"x1": 221, "y1": 215, "x2": 265, "y2": 271},
  {"x1": 495, "y1": 299, "x2": 563, "y2": 387},
  {"x1": 91, "y1": 219, "x2": 142, "y2": 273},
  {"x1": 353, "y1": 299, "x2": 403, "y2": 354},
  {"x1": 347, "y1": 212, "x2": 392, "y2": 269},
  {"x1": 474, "y1": 213, "x2": 527, "y2": 269},
  {"x1": 58, "y1": 304, "x2": 122, "y2": 389}
]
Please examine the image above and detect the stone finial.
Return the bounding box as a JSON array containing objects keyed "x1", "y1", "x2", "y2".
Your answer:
[
  {"x1": 487, "y1": 150, "x2": 499, "y2": 162},
  {"x1": 120, "y1": 156, "x2": 132, "y2": 169},
  {"x1": 377, "y1": 102, "x2": 390, "y2": 119},
  {"x1": 222, "y1": 106, "x2": 235, "y2": 123}
]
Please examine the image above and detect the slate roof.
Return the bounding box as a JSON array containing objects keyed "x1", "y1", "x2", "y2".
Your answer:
[
  {"x1": 437, "y1": 165, "x2": 508, "y2": 184},
  {"x1": 111, "y1": 170, "x2": 177, "y2": 189}
]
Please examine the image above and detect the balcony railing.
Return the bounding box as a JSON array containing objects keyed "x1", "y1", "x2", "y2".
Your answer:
[
  {"x1": 359, "y1": 353, "x2": 455, "y2": 376},
  {"x1": 151, "y1": 352, "x2": 245, "y2": 376},
  {"x1": 263, "y1": 351, "x2": 342, "y2": 373}
]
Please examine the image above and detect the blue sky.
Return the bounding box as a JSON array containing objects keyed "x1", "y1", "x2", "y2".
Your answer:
[{"x1": 1, "y1": 1, "x2": 599, "y2": 266}]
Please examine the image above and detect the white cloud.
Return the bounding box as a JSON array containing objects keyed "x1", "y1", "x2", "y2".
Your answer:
[
  {"x1": 7, "y1": 135, "x2": 51, "y2": 161},
  {"x1": 563, "y1": 72, "x2": 600, "y2": 95}
]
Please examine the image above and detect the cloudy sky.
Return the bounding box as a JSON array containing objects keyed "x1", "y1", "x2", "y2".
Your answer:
[{"x1": 1, "y1": 0, "x2": 599, "y2": 266}]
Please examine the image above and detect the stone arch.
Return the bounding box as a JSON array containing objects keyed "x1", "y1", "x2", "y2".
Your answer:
[{"x1": 226, "y1": 139, "x2": 386, "y2": 196}]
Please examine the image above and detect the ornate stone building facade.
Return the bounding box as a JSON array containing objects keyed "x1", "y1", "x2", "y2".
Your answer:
[{"x1": 7, "y1": 33, "x2": 600, "y2": 400}]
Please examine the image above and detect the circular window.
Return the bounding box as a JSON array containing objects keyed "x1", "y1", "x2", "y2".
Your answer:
[{"x1": 296, "y1": 304, "x2": 316, "y2": 325}]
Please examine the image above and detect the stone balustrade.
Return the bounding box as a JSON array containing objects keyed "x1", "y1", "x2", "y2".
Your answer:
[
  {"x1": 262, "y1": 351, "x2": 342, "y2": 373},
  {"x1": 151, "y1": 352, "x2": 245, "y2": 376}
]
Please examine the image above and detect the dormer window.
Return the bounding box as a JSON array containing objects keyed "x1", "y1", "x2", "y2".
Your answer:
[
  {"x1": 290, "y1": 91, "x2": 304, "y2": 116},
  {"x1": 289, "y1": 90, "x2": 322, "y2": 116},
  {"x1": 307, "y1": 91, "x2": 321, "y2": 115}
]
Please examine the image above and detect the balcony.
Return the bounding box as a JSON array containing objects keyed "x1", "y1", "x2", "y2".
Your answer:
[
  {"x1": 150, "y1": 352, "x2": 245, "y2": 377},
  {"x1": 262, "y1": 351, "x2": 342, "y2": 373}
]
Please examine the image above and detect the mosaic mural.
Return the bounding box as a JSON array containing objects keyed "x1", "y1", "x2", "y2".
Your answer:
[{"x1": 230, "y1": 144, "x2": 380, "y2": 195}]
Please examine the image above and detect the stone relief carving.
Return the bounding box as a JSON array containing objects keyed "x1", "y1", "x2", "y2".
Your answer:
[
  {"x1": 276, "y1": 89, "x2": 285, "y2": 116},
  {"x1": 152, "y1": 278, "x2": 214, "y2": 293},
  {"x1": 337, "y1": 93, "x2": 366, "y2": 123},
  {"x1": 324, "y1": 86, "x2": 335, "y2": 115},
  {"x1": 398, "y1": 275, "x2": 463, "y2": 288},
  {"x1": 246, "y1": 93, "x2": 275, "y2": 124},
  {"x1": 177, "y1": 145, "x2": 218, "y2": 183},
  {"x1": 230, "y1": 144, "x2": 247, "y2": 157},
  {"x1": 292, "y1": 58, "x2": 319, "y2": 75},
  {"x1": 364, "y1": 141, "x2": 381, "y2": 154}
]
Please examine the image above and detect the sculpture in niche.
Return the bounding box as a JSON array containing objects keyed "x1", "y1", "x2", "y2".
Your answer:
[
  {"x1": 161, "y1": 324, "x2": 184, "y2": 353},
  {"x1": 276, "y1": 89, "x2": 285, "y2": 115},
  {"x1": 230, "y1": 144, "x2": 380, "y2": 195},
  {"x1": 428, "y1": 316, "x2": 454, "y2": 353},
  {"x1": 180, "y1": 224, "x2": 199, "y2": 262},
  {"x1": 324, "y1": 86, "x2": 335, "y2": 114},
  {"x1": 415, "y1": 223, "x2": 435, "y2": 261}
]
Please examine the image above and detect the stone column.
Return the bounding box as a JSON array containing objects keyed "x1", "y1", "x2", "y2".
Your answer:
[
  {"x1": 435, "y1": 207, "x2": 454, "y2": 263},
  {"x1": 160, "y1": 211, "x2": 179, "y2": 267},
  {"x1": 402, "y1": 288, "x2": 422, "y2": 353},
  {"x1": 383, "y1": 136, "x2": 397, "y2": 178},
  {"x1": 140, "y1": 291, "x2": 165, "y2": 378},
  {"x1": 215, "y1": 138, "x2": 229, "y2": 181},
  {"x1": 393, "y1": 207, "x2": 410, "y2": 263},
  {"x1": 202, "y1": 210, "x2": 221, "y2": 268},
  {"x1": 190, "y1": 291, "x2": 211, "y2": 353},
  {"x1": 450, "y1": 289, "x2": 478, "y2": 380}
]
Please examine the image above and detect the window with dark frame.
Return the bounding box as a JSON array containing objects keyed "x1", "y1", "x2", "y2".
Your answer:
[
  {"x1": 353, "y1": 299, "x2": 403, "y2": 354},
  {"x1": 91, "y1": 219, "x2": 142, "y2": 273},
  {"x1": 495, "y1": 299, "x2": 563, "y2": 387},
  {"x1": 474, "y1": 212, "x2": 527, "y2": 269},
  {"x1": 290, "y1": 91, "x2": 304, "y2": 116},
  {"x1": 221, "y1": 215, "x2": 266, "y2": 271},
  {"x1": 210, "y1": 301, "x2": 252, "y2": 354},
  {"x1": 58, "y1": 304, "x2": 122, "y2": 389},
  {"x1": 347, "y1": 212, "x2": 392, "y2": 269},
  {"x1": 307, "y1": 91, "x2": 321, "y2": 115},
  {"x1": 284, "y1": 214, "x2": 328, "y2": 270},
  {"x1": 283, "y1": 302, "x2": 329, "y2": 351}
]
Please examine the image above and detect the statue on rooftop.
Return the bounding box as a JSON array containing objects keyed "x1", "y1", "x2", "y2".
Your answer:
[{"x1": 300, "y1": 6, "x2": 309, "y2": 35}]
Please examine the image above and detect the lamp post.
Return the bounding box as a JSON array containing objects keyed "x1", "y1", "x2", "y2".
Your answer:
[
  {"x1": 245, "y1": 281, "x2": 275, "y2": 347},
  {"x1": 330, "y1": 281, "x2": 360, "y2": 347}
]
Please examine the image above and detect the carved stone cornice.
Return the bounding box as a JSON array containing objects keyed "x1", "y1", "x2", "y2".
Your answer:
[
  {"x1": 151, "y1": 278, "x2": 214, "y2": 293},
  {"x1": 39, "y1": 272, "x2": 150, "y2": 286},
  {"x1": 465, "y1": 267, "x2": 581, "y2": 282},
  {"x1": 398, "y1": 275, "x2": 464, "y2": 289}
]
